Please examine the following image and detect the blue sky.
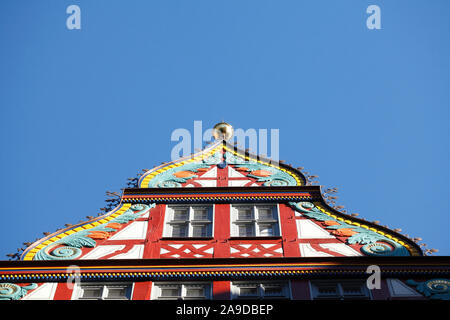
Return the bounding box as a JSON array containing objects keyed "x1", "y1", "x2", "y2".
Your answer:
[{"x1": 0, "y1": 0, "x2": 449, "y2": 258}]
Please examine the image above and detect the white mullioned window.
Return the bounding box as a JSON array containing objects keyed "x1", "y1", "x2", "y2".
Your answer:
[
  {"x1": 231, "y1": 204, "x2": 280, "y2": 237},
  {"x1": 310, "y1": 280, "x2": 371, "y2": 300},
  {"x1": 153, "y1": 282, "x2": 212, "y2": 300},
  {"x1": 231, "y1": 281, "x2": 290, "y2": 299},
  {"x1": 73, "y1": 283, "x2": 133, "y2": 300},
  {"x1": 164, "y1": 205, "x2": 213, "y2": 238}
]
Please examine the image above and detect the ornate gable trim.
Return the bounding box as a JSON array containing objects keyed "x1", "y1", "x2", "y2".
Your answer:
[
  {"x1": 21, "y1": 204, "x2": 154, "y2": 261},
  {"x1": 290, "y1": 201, "x2": 422, "y2": 257},
  {"x1": 138, "y1": 141, "x2": 305, "y2": 189}
]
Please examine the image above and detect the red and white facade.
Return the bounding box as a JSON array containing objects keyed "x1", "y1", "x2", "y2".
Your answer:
[{"x1": 1, "y1": 137, "x2": 449, "y2": 301}]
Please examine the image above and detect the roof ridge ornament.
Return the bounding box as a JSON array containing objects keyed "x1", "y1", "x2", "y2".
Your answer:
[{"x1": 212, "y1": 122, "x2": 234, "y2": 141}]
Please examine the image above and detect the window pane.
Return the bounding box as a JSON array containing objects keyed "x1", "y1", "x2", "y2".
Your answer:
[
  {"x1": 237, "y1": 208, "x2": 253, "y2": 220},
  {"x1": 259, "y1": 224, "x2": 273, "y2": 236},
  {"x1": 342, "y1": 284, "x2": 364, "y2": 296},
  {"x1": 192, "y1": 225, "x2": 208, "y2": 237},
  {"x1": 316, "y1": 284, "x2": 338, "y2": 297},
  {"x1": 258, "y1": 208, "x2": 272, "y2": 220},
  {"x1": 106, "y1": 287, "x2": 128, "y2": 299},
  {"x1": 263, "y1": 285, "x2": 283, "y2": 296},
  {"x1": 239, "y1": 224, "x2": 254, "y2": 237},
  {"x1": 160, "y1": 288, "x2": 180, "y2": 298},
  {"x1": 240, "y1": 287, "x2": 258, "y2": 296},
  {"x1": 172, "y1": 224, "x2": 188, "y2": 237},
  {"x1": 193, "y1": 209, "x2": 208, "y2": 220},
  {"x1": 173, "y1": 209, "x2": 188, "y2": 221},
  {"x1": 312, "y1": 281, "x2": 369, "y2": 300},
  {"x1": 186, "y1": 287, "x2": 205, "y2": 298},
  {"x1": 81, "y1": 287, "x2": 102, "y2": 299}
]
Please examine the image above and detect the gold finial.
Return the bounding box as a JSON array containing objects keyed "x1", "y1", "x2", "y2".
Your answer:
[{"x1": 212, "y1": 121, "x2": 234, "y2": 141}]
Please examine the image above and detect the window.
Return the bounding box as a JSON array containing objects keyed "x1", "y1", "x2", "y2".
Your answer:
[
  {"x1": 165, "y1": 205, "x2": 213, "y2": 238},
  {"x1": 231, "y1": 205, "x2": 279, "y2": 237},
  {"x1": 153, "y1": 283, "x2": 211, "y2": 300},
  {"x1": 310, "y1": 281, "x2": 371, "y2": 300},
  {"x1": 231, "y1": 281, "x2": 290, "y2": 300},
  {"x1": 74, "y1": 283, "x2": 132, "y2": 300}
]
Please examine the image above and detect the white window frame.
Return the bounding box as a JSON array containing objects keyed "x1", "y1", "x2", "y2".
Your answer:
[
  {"x1": 231, "y1": 281, "x2": 291, "y2": 300},
  {"x1": 230, "y1": 204, "x2": 280, "y2": 237},
  {"x1": 72, "y1": 282, "x2": 134, "y2": 300},
  {"x1": 152, "y1": 282, "x2": 212, "y2": 300},
  {"x1": 164, "y1": 205, "x2": 214, "y2": 238},
  {"x1": 310, "y1": 280, "x2": 372, "y2": 300}
]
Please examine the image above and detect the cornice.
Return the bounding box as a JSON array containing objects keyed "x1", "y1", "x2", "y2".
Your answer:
[{"x1": 1, "y1": 256, "x2": 449, "y2": 282}]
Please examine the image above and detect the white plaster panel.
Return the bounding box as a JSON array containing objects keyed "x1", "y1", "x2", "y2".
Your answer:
[
  {"x1": 109, "y1": 221, "x2": 148, "y2": 240},
  {"x1": 196, "y1": 180, "x2": 217, "y2": 187},
  {"x1": 80, "y1": 245, "x2": 125, "y2": 260},
  {"x1": 201, "y1": 167, "x2": 217, "y2": 178},
  {"x1": 299, "y1": 243, "x2": 333, "y2": 257},
  {"x1": 228, "y1": 167, "x2": 246, "y2": 178},
  {"x1": 22, "y1": 283, "x2": 58, "y2": 300},
  {"x1": 110, "y1": 244, "x2": 144, "y2": 259},
  {"x1": 296, "y1": 219, "x2": 335, "y2": 239},
  {"x1": 228, "y1": 180, "x2": 252, "y2": 187},
  {"x1": 319, "y1": 243, "x2": 362, "y2": 256}
]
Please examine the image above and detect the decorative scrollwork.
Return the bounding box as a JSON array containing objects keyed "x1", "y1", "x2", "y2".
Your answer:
[
  {"x1": 34, "y1": 243, "x2": 82, "y2": 260},
  {"x1": 130, "y1": 204, "x2": 146, "y2": 211},
  {"x1": 361, "y1": 240, "x2": 408, "y2": 256},
  {"x1": 148, "y1": 162, "x2": 212, "y2": 188},
  {"x1": 202, "y1": 150, "x2": 223, "y2": 165},
  {"x1": 156, "y1": 180, "x2": 182, "y2": 188},
  {"x1": 263, "y1": 178, "x2": 290, "y2": 186},
  {"x1": 48, "y1": 245, "x2": 82, "y2": 259},
  {"x1": 406, "y1": 279, "x2": 450, "y2": 300},
  {"x1": 224, "y1": 151, "x2": 248, "y2": 164},
  {"x1": 299, "y1": 202, "x2": 314, "y2": 209},
  {"x1": 235, "y1": 163, "x2": 297, "y2": 186},
  {"x1": 33, "y1": 204, "x2": 154, "y2": 261},
  {"x1": 0, "y1": 283, "x2": 38, "y2": 300},
  {"x1": 289, "y1": 201, "x2": 410, "y2": 256},
  {"x1": 290, "y1": 201, "x2": 331, "y2": 221},
  {"x1": 427, "y1": 280, "x2": 450, "y2": 293}
]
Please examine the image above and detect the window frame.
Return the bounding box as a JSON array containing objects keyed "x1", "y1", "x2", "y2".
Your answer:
[
  {"x1": 230, "y1": 204, "x2": 280, "y2": 237},
  {"x1": 72, "y1": 282, "x2": 134, "y2": 300},
  {"x1": 164, "y1": 205, "x2": 214, "y2": 238},
  {"x1": 230, "y1": 281, "x2": 291, "y2": 300},
  {"x1": 152, "y1": 282, "x2": 212, "y2": 300},
  {"x1": 309, "y1": 280, "x2": 372, "y2": 300}
]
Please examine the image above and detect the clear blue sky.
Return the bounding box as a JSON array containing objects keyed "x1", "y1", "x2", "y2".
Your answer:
[{"x1": 1, "y1": 0, "x2": 449, "y2": 259}]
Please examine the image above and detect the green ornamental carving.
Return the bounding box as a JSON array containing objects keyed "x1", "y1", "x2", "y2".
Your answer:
[
  {"x1": 147, "y1": 150, "x2": 298, "y2": 187},
  {"x1": 289, "y1": 201, "x2": 410, "y2": 256},
  {"x1": 148, "y1": 152, "x2": 224, "y2": 188},
  {"x1": 0, "y1": 283, "x2": 38, "y2": 300},
  {"x1": 406, "y1": 279, "x2": 450, "y2": 300},
  {"x1": 34, "y1": 204, "x2": 154, "y2": 260},
  {"x1": 224, "y1": 151, "x2": 250, "y2": 165},
  {"x1": 203, "y1": 150, "x2": 223, "y2": 165},
  {"x1": 233, "y1": 163, "x2": 297, "y2": 186}
]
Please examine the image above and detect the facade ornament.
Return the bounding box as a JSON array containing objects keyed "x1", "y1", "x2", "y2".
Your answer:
[
  {"x1": 34, "y1": 204, "x2": 153, "y2": 260},
  {"x1": 289, "y1": 201, "x2": 410, "y2": 256},
  {"x1": 0, "y1": 283, "x2": 38, "y2": 300},
  {"x1": 406, "y1": 279, "x2": 450, "y2": 300},
  {"x1": 147, "y1": 147, "x2": 299, "y2": 188}
]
